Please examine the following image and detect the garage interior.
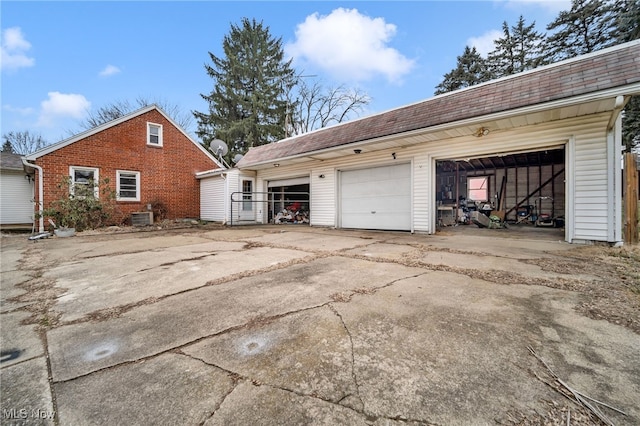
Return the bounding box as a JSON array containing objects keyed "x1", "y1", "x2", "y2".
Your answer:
[
  {"x1": 435, "y1": 147, "x2": 566, "y2": 232},
  {"x1": 267, "y1": 179, "x2": 310, "y2": 224}
]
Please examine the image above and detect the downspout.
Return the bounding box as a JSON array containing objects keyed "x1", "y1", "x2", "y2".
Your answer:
[
  {"x1": 22, "y1": 158, "x2": 44, "y2": 232},
  {"x1": 221, "y1": 171, "x2": 228, "y2": 225},
  {"x1": 607, "y1": 96, "x2": 626, "y2": 245}
]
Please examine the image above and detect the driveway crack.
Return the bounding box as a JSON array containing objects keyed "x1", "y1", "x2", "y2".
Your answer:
[{"x1": 328, "y1": 304, "x2": 365, "y2": 412}]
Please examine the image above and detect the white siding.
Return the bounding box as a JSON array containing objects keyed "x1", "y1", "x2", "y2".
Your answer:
[
  {"x1": 200, "y1": 175, "x2": 226, "y2": 222},
  {"x1": 249, "y1": 112, "x2": 614, "y2": 242},
  {"x1": 1, "y1": 170, "x2": 34, "y2": 225},
  {"x1": 311, "y1": 169, "x2": 335, "y2": 226}
]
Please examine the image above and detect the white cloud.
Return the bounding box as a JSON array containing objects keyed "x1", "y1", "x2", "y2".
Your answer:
[
  {"x1": 499, "y1": 0, "x2": 571, "y2": 14},
  {"x1": 3, "y1": 104, "x2": 35, "y2": 116},
  {"x1": 1, "y1": 27, "x2": 35, "y2": 71},
  {"x1": 38, "y1": 92, "x2": 90, "y2": 126},
  {"x1": 286, "y1": 8, "x2": 415, "y2": 83},
  {"x1": 99, "y1": 64, "x2": 121, "y2": 77},
  {"x1": 468, "y1": 30, "x2": 503, "y2": 57}
]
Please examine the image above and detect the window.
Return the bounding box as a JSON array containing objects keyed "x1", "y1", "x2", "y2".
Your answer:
[
  {"x1": 117, "y1": 170, "x2": 140, "y2": 201},
  {"x1": 70, "y1": 166, "x2": 99, "y2": 197},
  {"x1": 468, "y1": 176, "x2": 489, "y2": 201},
  {"x1": 147, "y1": 122, "x2": 163, "y2": 147},
  {"x1": 242, "y1": 179, "x2": 253, "y2": 211}
]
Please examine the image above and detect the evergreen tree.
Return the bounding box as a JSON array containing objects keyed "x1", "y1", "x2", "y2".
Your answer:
[
  {"x1": 614, "y1": 0, "x2": 640, "y2": 151},
  {"x1": 614, "y1": 0, "x2": 640, "y2": 41},
  {"x1": 1, "y1": 141, "x2": 15, "y2": 153},
  {"x1": 622, "y1": 97, "x2": 640, "y2": 152},
  {"x1": 488, "y1": 16, "x2": 547, "y2": 77},
  {"x1": 434, "y1": 46, "x2": 493, "y2": 95},
  {"x1": 544, "y1": 0, "x2": 619, "y2": 61},
  {"x1": 194, "y1": 18, "x2": 296, "y2": 160}
]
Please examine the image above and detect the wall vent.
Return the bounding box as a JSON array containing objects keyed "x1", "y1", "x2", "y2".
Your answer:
[{"x1": 131, "y1": 211, "x2": 153, "y2": 226}]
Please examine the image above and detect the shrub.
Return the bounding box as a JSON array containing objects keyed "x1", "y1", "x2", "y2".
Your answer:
[{"x1": 41, "y1": 176, "x2": 118, "y2": 232}]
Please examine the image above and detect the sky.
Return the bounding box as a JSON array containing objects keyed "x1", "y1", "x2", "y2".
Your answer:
[{"x1": 1, "y1": 0, "x2": 571, "y2": 145}]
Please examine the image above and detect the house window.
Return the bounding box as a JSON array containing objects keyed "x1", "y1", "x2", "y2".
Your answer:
[
  {"x1": 147, "y1": 122, "x2": 163, "y2": 147},
  {"x1": 242, "y1": 179, "x2": 253, "y2": 211},
  {"x1": 468, "y1": 176, "x2": 489, "y2": 202},
  {"x1": 116, "y1": 170, "x2": 140, "y2": 201},
  {"x1": 70, "y1": 166, "x2": 99, "y2": 198}
]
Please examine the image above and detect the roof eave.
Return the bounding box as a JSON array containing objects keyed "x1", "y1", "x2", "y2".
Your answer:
[{"x1": 238, "y1": 84, "x2": 640, "y2": 170}]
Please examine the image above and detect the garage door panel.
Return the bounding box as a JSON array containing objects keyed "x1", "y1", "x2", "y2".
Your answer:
[{"x1": 340, "y1": 163, "x2": 411, "y2": 231}]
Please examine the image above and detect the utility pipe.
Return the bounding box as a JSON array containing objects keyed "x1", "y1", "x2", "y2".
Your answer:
[{"x1": 22, "y1": 158, "x2": 44, "y2": 232}]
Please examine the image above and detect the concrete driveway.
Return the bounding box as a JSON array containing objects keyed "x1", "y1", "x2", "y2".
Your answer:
[{"x1": 1, "y1": 225, "x2": 639, "y2": 425}]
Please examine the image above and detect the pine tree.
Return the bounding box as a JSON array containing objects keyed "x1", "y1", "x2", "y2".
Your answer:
[
  {"x1": 488, "y1": 16, "x2": 546, "y2": 78},
  {"x1": 614, "y1": 0, "x2": 640, "y2": 151},
  {"x1": 544, "y1": 0, "x2": 619, "y2": 61},
  {"x1": 614, "y1": 0, "x2": 640, "y2": 41},
  {"x1": 434, "y1": 46, "x2": 493, "y2": 95},
  {"x1": 194, "y1": 18, "x2": 296, "y2": 160}
]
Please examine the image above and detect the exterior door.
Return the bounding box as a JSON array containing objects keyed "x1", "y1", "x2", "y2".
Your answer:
[
  {"x1": 239, "y1": 178, "x2": 255, "y2": 221},
  {"x1": 340, "y1": 163, "x2": 411, "y2": 231}
]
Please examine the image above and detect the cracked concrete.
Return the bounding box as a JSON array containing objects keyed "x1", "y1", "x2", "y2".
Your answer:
[{"x1": 1, "y1": 225, "x2": 639, "y2": 425}]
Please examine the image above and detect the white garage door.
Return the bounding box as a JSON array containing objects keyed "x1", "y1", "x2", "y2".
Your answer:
[
  {"x1": 340, "y1": 163, "x2": 411, "y2": 231},
  {"x1": 0, "y1": 170, "x2": 34, "y2": 225}
]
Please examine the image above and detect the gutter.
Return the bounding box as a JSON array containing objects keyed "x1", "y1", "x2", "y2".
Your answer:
[
  {"x1": 607, "y1": 95, "x2": 627, "y2": 131},
  {"x1": 22, "y1": 158, "x2": 44, "y2": 232}
]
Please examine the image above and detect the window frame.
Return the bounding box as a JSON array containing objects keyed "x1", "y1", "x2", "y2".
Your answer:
[
  {"x1": 116, "y1": 170, "x2": 141, "y2": 202},
  {"x1": 467, "y1": 176, "x2": 489, "y2": 202},
  {"x1": 69, "y1": 166, "x2": 100, "y2": 198},
  {"x1": 147, "y1": 122, "x2": 163, "y2": 147}
]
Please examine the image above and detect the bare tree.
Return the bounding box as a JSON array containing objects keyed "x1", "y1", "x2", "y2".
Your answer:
[
  {"x1": 2, "y1": 131, "x2": 48, "y2": 155},
  {"x1": 288, "y1": 81, "x2": 371, "y2": 136},
  {"x1": 79, "y1": 97, "x2": 194, "y2": 132}
]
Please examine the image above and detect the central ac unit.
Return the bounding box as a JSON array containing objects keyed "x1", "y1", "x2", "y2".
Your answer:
[{"x1": 131, "y1": 211, "x2": 154, "y2": 226}]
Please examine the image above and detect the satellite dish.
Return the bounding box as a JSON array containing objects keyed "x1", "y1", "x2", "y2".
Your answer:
[
  {"x1": 232, "y1": 153, "x2": 244, "y2": 164},
  {"x1": 210, "y1": 139, "x2": 228, "y2": 157}
]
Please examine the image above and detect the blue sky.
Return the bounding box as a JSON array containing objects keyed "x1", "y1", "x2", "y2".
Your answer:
[{"x1": 1, "y1": 1, "x2": 570, "y2": 144}]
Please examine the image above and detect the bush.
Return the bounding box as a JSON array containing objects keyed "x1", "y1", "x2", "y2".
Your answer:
[{"x1": 41, "y1": 176, "x2": 118, "y2": 232}]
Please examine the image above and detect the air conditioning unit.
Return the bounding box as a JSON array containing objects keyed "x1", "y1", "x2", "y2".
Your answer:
[{"x1": 131, "y1": 211, "x2": 153, "y2": 226}]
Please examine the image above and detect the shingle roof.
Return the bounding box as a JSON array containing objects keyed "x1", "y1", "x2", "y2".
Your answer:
[
  {"x1": 0, "y1": 152, "x2": 25, "y2": 171},
  {"x1": 238, "y1": 40, "x2": 640, "y2": 168}
]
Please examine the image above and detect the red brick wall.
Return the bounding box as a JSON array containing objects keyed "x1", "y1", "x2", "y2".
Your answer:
[{"x1": 35, "y1": 109, "x2": 219, "y2": 224}]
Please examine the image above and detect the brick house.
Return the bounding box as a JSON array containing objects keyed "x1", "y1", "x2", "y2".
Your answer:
[{"x1": 23, "y1": 105, "x2": 222, "y2": 231}]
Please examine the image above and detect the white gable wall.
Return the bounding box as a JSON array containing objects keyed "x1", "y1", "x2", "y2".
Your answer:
[{"x1": 248, "y1": 112, "x2": 616, "y2": 243}]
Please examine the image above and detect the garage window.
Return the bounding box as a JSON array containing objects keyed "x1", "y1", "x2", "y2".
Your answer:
[{"x1": 468, "y1": 176, "x2": 488, "y2": 201}]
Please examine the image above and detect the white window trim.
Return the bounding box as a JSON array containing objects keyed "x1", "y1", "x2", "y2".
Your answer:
[
  {"x1": 147, "y1": 122, "x2": 163, "y2": 147},
  {"x1": 69, "y1": 166, "x2": 99, "y2": 198},
  {"x1": 467, "y1": 176, "x2": 489, "y2": 202},
  {"x1": 116, "y1": 170, "x2": 141, "y2": 202}
]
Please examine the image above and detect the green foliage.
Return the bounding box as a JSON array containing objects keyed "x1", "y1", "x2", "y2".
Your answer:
[
  {"x1": 194, "y1": 18, "x2": 296, "y2": 162},
  {"x1": 614, "y1": 0, "x2": 640, "y2": 42},
  {"x1": 434, "y1": 46, "x2": 493, "y2": 95},
  {"x1": 544, "y1": 0, "x2": 619, "y2": 61},
  {"x1": 41, "y1": 176, "x2": 118, "y2": 231},
  {"x1": 623, "y1": 96, "x2": 640, "y2": 152},
  {"x1": 488, "y1": 16, "x2": 547, "y2": 77}
]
